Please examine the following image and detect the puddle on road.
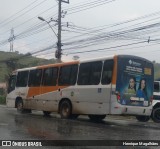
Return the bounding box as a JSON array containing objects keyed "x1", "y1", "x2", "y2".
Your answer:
[
  {"x1": 13, "y1": 113, "x2": 157, "y2": 141},
  {"x1": 14, "y1": 114, "x2": 112, "y2": 140}
]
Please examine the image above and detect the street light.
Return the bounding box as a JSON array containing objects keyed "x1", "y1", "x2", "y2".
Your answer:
[
  {"x1": 37, "y1": 16, "x2": 45, "y2": 21},
  {"x1": 38, "y1": 16, "x2": 58, "y2": 39},
  {"x1": 38, "y1": 16, "x2": 61, "y2": 61}
]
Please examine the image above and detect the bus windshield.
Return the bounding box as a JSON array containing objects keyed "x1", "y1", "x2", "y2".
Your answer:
[{"x1": 8, "y1": 75, "x2": 16, "y2": 93}]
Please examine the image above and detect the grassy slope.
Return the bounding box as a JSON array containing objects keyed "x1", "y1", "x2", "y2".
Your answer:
[{"x1": 0, "y1": 51, "x2": 56, "y2": 82}]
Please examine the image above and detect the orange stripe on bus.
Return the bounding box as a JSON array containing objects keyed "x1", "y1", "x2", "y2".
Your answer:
[
  {"x1": 37, "y1": 61, "x2": 79, "y2": 69},
  {"x1": 112, "y1": 55, "x2": 117, "y2": 84},
  {"x1": 27, "y1": 86, "x2": 69, "y2": 98}
]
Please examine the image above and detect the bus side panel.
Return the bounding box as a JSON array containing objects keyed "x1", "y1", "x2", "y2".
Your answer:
[
  {"x1": 67, "y1": 85, "x2": 111, "y2": 115},
  {"x1": 25, "y1": 91, "x2": 58, "y2": 111},
  {"x1": 6, "y1": 87, "x2": 29, "y2": 108},
  {"x1": 25, "y1": 86, "x2": 62, "y2": 111},
  {"x1": 72, "y1": 102, "x2": 108, "y2": 115},
  {"x1": 6, "y1": 96, "x2": 16, "y2": 108}
]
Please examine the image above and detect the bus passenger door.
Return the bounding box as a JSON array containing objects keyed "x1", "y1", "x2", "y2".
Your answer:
[
  {"x1": 27, "y1": 69, "x2": 42, "y2": 109},
  {"x1": 40, "y1": 67, "x2": 59, "y2": 111}
]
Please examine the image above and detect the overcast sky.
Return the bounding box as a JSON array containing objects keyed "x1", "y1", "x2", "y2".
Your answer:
[{"x1": 1, "y1": 0, "x2": 160, "y2": 62}]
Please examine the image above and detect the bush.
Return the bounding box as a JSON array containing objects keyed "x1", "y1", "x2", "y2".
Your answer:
[
  {"x1": 0, "y1": 88, "x2": 5, "y2": 95},
  {"x1": 0, "y1": 96, "x2": 6, "y2": 104}
]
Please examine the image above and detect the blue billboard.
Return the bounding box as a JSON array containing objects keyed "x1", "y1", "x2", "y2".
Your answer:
[{"x1": 116, "y1": 55, "x2": 154, "y2": 107}]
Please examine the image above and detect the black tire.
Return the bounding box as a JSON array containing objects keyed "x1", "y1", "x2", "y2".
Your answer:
[
  {"x1": 16, "y1": 100, "x2": 24, "y2": 113},
  {"x1": 88, "y1": 114, "x2": 106, "y2": 122},
  {"x1": 43, "y1": 111, "x2": 51, "y2": 116},
  {"x1": 59, "y1": 100, "x2": 72, "y2": 119},
  {"x1": 151, "y1": 107, "x2": 160, "y2": 123},
  {"x1": 136, "y1": 115, "x2": 150, "y2": 122}
]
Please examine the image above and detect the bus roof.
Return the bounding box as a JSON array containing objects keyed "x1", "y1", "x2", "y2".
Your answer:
[
  {"x1": 14, "y1": 54, "x2": 152, "y2": 72},
  {"x1": 14, "y1": 55, "x2": 115, "y2": 72}
]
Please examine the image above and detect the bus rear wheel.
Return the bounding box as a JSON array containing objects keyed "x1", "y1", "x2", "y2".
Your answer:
[
  {"x1": 151, "y1": 107, "x2": 160, "y2": 123},
  {"x1": 136, "y1": 115, "x2": 150, "y2": 122},
  {"x1": 88, "y1": 114, "x2": 106, "y2": 122},
  {"x1": 60, "y1": 100, "x2": 72, "y2": 119}
]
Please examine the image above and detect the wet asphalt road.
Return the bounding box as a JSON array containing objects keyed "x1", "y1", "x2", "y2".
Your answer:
[{"x1": 0, "y1": 105, "x2": 160, "y2": 148}]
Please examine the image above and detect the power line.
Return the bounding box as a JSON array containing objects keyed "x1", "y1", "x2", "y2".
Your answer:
[
  {"x1": 68, "y1": 0, "x2": 116, "y2": 15},
  {"x1": 0, "y1": 0, "x2": 48, "y2": 29},
  {"x1": 0, "y1": 4, "x2": 58, "y2": 36},
  {"x1": 1, "y1": 0, "x2": 160, "y2": 59},
  {"x1": 0, "y1": 0, "x2": 39, "y2": 26}
]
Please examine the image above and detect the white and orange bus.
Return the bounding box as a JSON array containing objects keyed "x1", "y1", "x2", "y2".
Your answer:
[{"x1": 6, "y1": 55, "x2": 154, "y2": 122}]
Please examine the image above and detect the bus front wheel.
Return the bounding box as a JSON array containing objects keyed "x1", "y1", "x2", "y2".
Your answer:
[
  {"x1": 151, "y1": 107, "x2": 160, "y2": 123},
  {"x1": 16, "y1": 100, "x2": 24, "y2": 113},
  {"x1": 136, "y1": 115, "x2": 150, "y2": 122},
  {"x1": 59, "y1": 100, "x2": 72, "y2": 119}
]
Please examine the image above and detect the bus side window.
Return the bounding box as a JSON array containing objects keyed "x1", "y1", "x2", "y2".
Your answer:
[
  {"x1": 58, "y1": 64, "x2": 78, "y2": 85},
  {"x1": 90, "y1": 61, "x2": 102, "y2": 85},
  {"x1": 101, "y1": 60, "x2": 113, "y2": 85},
  {"x1": 70, "y1": 65, "x2": 78, "y2": 85},
  {"x1": 28, "y1": 69, "x2": 42, "y2": 87},
  {"x1": 78, "y1": 61, "x2": 102, "y2": 85},
  {"x1": 78, "y1": 63, "x2": 90, "y2": 85},
  {"x1": 42, "y1": 67, "x2": 58, "y2": 86},
  {"x1": 16, "y1": 71, "x2": 29, "y2": 87}
]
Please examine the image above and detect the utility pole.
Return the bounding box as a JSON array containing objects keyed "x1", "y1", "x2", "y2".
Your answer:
[
  {"x1": 38, "y1": 0, "x2": 69, "y2": 62},
  {"x1": 56, "y1": 0, "x2": 69, "y2": 61},
  {"x1": 8, "y1": 28, "x2": 15, "y2": 52}
]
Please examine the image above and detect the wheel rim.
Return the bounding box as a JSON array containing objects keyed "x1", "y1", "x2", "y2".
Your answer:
[
  {"x1": 62, "y1": 105, "x2": 69, "y2": 117},
  {"x1": 60, "y1": 101, "x2": 71, "y2": 118},
  {"x1": 17, "y1": 102, "x2": 22, "y2": 111}
]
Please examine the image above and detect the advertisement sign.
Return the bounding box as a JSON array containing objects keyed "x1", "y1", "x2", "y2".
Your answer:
[{"x1": 116, "y1": 56, "x2": 154, "y2": 106}]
